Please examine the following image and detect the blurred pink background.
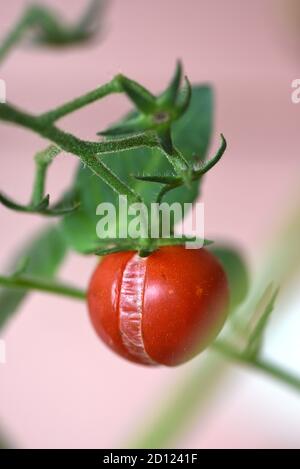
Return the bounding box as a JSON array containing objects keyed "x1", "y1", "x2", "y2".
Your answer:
[{"x1": 1, "y1": 0, "x2": 300, "y2": 448}]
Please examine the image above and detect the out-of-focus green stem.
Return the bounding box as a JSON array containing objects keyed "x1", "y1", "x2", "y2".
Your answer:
[
  {"x1": 0, "y1": 12, "x2": 31, "y2": 64},
  {"x1": 213, "y1": 341, "x2": 300, "y2": 392},
  {"x1": 129, "y1": 341, "x2": 300, "y2": 449},
  {"x1": 0, "y1": 274, "x2": 85, "y2": 300},
  {"x1": 0, "y1": 269, "x2": 298, "y2": 392}
]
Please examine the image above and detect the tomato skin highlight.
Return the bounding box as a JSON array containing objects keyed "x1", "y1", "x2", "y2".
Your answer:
[{"x1": 87, "y1": 246, "x2": 229, "y2": 366}]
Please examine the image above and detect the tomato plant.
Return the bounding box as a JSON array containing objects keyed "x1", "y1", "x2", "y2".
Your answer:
[{"x1": 0, "y1": 0, "x2": 299, "y2": 451}]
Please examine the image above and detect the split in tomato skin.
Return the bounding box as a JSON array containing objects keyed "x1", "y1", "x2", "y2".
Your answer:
[
  {"x1": 87, "y1": 250, "x2": 135, "y2": 362},
  {"x1": 87, "y1": 246, "x2": 229, "y2": 367}
]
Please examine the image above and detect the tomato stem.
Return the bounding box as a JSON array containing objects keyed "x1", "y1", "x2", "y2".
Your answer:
[
  {"x1": 0, "y1": 270, "x2": 298, "y2": 392},
  {"x1": 212, "y1": 340, "x2": 300, "y2": 392},
  {"x1": 0, "y1": 274, "x2": 86, "y2": 300}
]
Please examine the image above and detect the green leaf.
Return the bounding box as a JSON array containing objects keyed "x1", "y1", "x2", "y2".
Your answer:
[
  {"x1": 173, "y1": 85, "x2": 213, "y2": 161},
  {"x1": 209, "y1": 244, "x2": 249, "y2": 312},
  {"x1": 0, "y1": 226, "x2": 67, "y2": 330},
  {"x1": 61, "y1": 85, "x2": 213, "y2": 252}
]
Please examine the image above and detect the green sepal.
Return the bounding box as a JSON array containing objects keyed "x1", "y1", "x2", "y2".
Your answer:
[
  {"x1": 97, "y1": 66, "x2": 194, "y2": 140},
  {"x1": 0, "y1": 191, "x2": 79, "y2": 217},
  {"x1": 193, "y1": 134, "x2": 227, "y2": 177},
  {"x1": 86, "y1": 236, "x2": 213, "y2": 257},
  {"x1": 133, "y1": 174, "x2": 182, "y2": 185},
  {"x1": 156, "y1": 237, "x2": 213, "y2": 248},
  {"x1": 0, "y1": 191, "x2": 31, "y2": 213},
  {"x1": 89, "y1": 246, "x2": 132, "y2": 256},
  {"x1": 158, "y1": 61, "x2": 183, "y2": 107},
  {"x1": 117, "y1": 75, "x2": 157, "y2": 114},
  {"x1": 44, "y1": 202, "x2": 81, "y2": 216},
  {"x1": 174, "y1": 76, "x2": 192, "y2": 117},
  {"x1": 35, "y1": 195, "x2": 50, "y2": 210}
]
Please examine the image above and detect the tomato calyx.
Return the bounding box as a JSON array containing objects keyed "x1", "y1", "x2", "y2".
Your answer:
[{"x1": 84, "y1": 236, "x2": 213, "y2": 258}]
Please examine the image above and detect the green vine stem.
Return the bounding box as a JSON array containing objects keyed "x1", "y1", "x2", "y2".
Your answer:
[
  {"x1": 0, "y1": 9, "x2": 32, "y2": 63},
  {"x1": 0, "y1": 274, "x2": 85, "y2": 300},
  {"x1": 40, "y1": 78, "x2": 122, "y2": 124},
  {"x1": 0, "y1": 145, "x2": 80, "y2": 216},
  {"x1": 0, "y1": 102, "x2": 159, "y2": 156},
  {"x1": 1, "y1": 271, "x2": 298, "y2": 392},
  {"x1": 31, "y1": 145, "x2": 61, "y2": 206},
  {"x1": 158, "y1": 129, "x2": 190, "y2": 175},
  {"x1": 0, "y1": 52, "x2": 210, "y2": 219},
  {"x1": 0, "y1": 99, "x2": 226, "y2": 207},
  {"x1": 0, "y1": 1, "x2": 105, "y2": 64},
  {"x1": 212, "y1": 341, "x2": 300, "y2": 392},
  {"x1": 0, "y1": 69, "x2": 213, "y2": 252},
  {"x1": 0, "y1": 102, "x2": 159, "y2": 204}
]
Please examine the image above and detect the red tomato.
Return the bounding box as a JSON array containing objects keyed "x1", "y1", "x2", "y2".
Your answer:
[{"x1": 87, "y1": 246, "x2": 229, "y2": 366}]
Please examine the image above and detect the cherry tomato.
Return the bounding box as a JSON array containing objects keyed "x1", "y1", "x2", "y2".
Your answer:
[{"x1": 87, "y1": 246, "x2": 229, "y2": 366}]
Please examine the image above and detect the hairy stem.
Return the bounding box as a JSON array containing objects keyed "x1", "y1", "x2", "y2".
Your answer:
[
  {"x1": 0, "y1": 103, "x2": 158, "y2": 156},
  {"x1": 40, "y1": 78, "x2": 122, "y2": 124},
  {"x1": 31, "y1": 163, "x2": 48, "y2": 206},
  {"x1": 30, "y1": 146, "x2": 60, "y2": 206},
  {"x1": 0, "y1": 103, "x2": 159, "y2": 201},
  {"x1": 158, "y1": 129, "x2": 189, "y2": 174}
]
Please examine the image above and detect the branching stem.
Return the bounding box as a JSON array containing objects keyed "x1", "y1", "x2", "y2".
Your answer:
[{"x1": 0, "y1": 102, "x2": 159, "y2": 202}]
